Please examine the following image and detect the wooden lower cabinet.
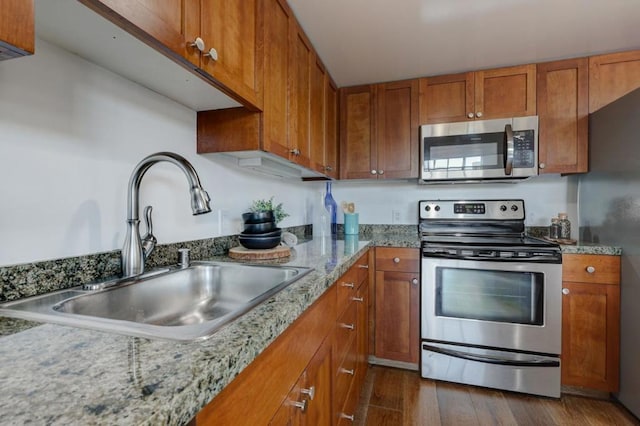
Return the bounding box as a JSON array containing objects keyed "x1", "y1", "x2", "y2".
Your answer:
[
  {"x1": 196, "y1": 250, "x2": 370, "y2": 425},
  {"x1": 0, "y1": 0, "x2": 34, "y2": 60},
  {"x1": 561, "y1": 254, "x2": 621, "y2": 392},
  {"x1": 374, "y1": 247, "x2": 420, "y2": 365}
]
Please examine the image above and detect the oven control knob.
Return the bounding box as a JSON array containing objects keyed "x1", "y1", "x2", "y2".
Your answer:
[
  {"x1": 435, "y1": 205, "x2": 440, "y2": 211},
  {"x1": 500, "y1": 205, "x2": 507, "y2": 211},
  {"x1": 511, "y1": 205, "x2": 518, "y2": 211},
  {"x1": 425, "y1": 205, "x2": 431, "y2": 212}
]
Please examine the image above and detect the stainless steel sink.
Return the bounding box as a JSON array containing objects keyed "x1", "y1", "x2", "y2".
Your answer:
[{"x1": 0, "y1": 261, "x2": 312, "y2": 341}]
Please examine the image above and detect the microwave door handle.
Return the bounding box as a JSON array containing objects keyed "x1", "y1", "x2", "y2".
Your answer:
[{"x1": 504, "y1": 123, "x2": 514, "y2": 175}]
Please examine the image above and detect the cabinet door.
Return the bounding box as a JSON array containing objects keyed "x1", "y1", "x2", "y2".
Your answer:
[
  {"x1": 374, "y1": 270, "x2": 419, "y2": 364},
  {"x1": 200, "y1": 0, "x2": 261, "y2": 108},
  {"x1": 82, "y1": 0, "x2": 200, "y2": 66},
  {"x1": 0, "y1": 0, "x2": 34, "y2": 60},
  {"x1": 376, "y1": 79, "x2": 420, "y2": 179},
  {"x1": 419, "y1": 72, "x2": 474, "y2": 123},
  {"x1": 270, "y1": 375, "x2": 304, "y2": 426},
  {"x1": 310, "y1": 56, "x2": 327, "y2": 174},
  {"x1": 562, "y1": 281, "x2": 620, "y2": 392},
  {"x1": 288, "y1": 21, "x2": 313, "y2": 168},
  {"x1": 324, "y1": 78, "x2": 339, "y2": 179},
  {"x1": 537, "y1": 58, "x2": 589, "y2": 174},
  {"x1": 355, "y1": 280, "x2": 369, "y2": 391},
  {"x1": 475, "y1": 64, "x2": 536, "y2": 119},
  {"x1": 589, "y1": 50, "x2": 640, "y2": 112},
  {"x1": 340, "y1": 85, "x2": 376, "y2": 179},
  {"x1": 262, "y1": 0, "x2": 292, "y2": 158}
]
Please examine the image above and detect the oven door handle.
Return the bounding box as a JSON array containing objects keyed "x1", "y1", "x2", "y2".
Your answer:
[
  {"x1": 422, "y1": 344, "x2": 560, "y2": 367},
  {"x1": 504, "y1": 123, "x2": 514, "y2": 175}
]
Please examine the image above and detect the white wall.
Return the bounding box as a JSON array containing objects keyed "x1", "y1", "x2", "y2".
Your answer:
[
  {"x1": 0, "y1": 40, "x2": 319, "y2": 266},
  {"x1": 330, "y1": 175, "x2": 578, "y2": 229}
]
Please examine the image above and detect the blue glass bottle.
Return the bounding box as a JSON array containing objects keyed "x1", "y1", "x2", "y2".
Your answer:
[{"x1": 324, "y1": 181, "x2": 337, "y2": 236}]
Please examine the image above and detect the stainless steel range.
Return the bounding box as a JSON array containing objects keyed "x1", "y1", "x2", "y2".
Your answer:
[{"x1": 419, "y1": 199, "x2": 562, "y2": 398}]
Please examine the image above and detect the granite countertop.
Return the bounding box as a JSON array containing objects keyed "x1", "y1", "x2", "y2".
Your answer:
[
  {"x1": 558, "y1": 242, "x2": 622, "y2": 256},
  {"x1": 0, "y1": 231, "x2": 620, "y2": 424},
  {"x1": 0, "y1": 237, "x2": 378, "y2": 425}
]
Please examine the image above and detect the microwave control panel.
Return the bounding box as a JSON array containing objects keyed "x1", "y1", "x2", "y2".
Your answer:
[{"x1": 513, "y1": 130, "x2": 535, "y2": 168}]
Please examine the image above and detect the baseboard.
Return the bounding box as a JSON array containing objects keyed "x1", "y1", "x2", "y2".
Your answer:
[{"x1": 561, "y1": 385, "x2": 612, "y2": 400}]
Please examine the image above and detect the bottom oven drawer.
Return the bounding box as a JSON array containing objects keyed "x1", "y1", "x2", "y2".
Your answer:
[{"x1": 421, "y1": 341, "x2": 561, "y2": 398}]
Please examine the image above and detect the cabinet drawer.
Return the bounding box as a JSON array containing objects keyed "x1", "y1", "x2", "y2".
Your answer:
[
  {"x1": 335, "y1": 301, "x2": 357, "y2": 365},
  {"x1": 337, "y1": 369, "x2": 360, "y2": 425},
  {"x1": 376, "y1": 247, "x2": 419, "y2": 272},
  {"x1": 563, "y1": 254, "x2": 620, "y2": 285},
  {"x1": 334, "y1": 339, "x2": 357, "y2": 407},
  {"x1": 337, "y1": 267, "x2": 358, "y2": 315},
  {"x1": 354, "y1": 251, "x2": 370, "y2": 285}
]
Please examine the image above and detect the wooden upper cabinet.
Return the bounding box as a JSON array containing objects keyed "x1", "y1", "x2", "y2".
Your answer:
[
  {"x1": 324, "y1": 78, "x2": 339, "y2": 179},
  {"x1": 340, "y1": 85, "x2": 376, "y2": 179},
  {"x1": 419, "y1": 72, "x2": 474, "y2": 123},
  {"x1": 288, "y1": 21, "x2": 313, "y2": 168},
  {"x1": 537, "y1": 58, "x2": 589, "y2": 174},
  {"x1": 0, "y1": 0, "x2": 34, "y2": 60},
  {"x1": 340, "y1": 80, "x2": 419, "y2": 180},
  {"x1": 420, "y1": 65, "x2": 536, "y2": 123},
  {"x1": 262, "y1": 0, "x2": 293, "y2": 158},
  {"x1": 310, "y1": 56, "x2": 328, "y2": 174},
  {"x1": 82, "y1": 0, "x2": 261, "y2": 109},
  {"x1": 589, "y1": 50, "x2": 640, "y2": 113},
  {"x1": 376, "y1": 79, "x2": 419, "y2": 179},
  {"x1": 475, "y1": 64, "x2": 536, "y2": 119},
  {"x1": 200, "y1": 0, "x2": 262, "y2": 108},
  {"x1": 80, "y1": 0, "x2": 200, "y2": 65}
]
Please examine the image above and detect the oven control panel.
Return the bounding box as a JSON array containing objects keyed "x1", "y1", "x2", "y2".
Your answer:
[{"x1": 419, "y1": 200, "x2": 525, "y2": 220}]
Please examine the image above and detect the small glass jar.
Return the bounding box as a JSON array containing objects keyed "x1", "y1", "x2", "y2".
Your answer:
[
  {"x1": 549, "y1": 218, "x2": 561, "y2": 239},
  {"x1": 558, "y1": 213, "x2": 571, "y2": 239}
]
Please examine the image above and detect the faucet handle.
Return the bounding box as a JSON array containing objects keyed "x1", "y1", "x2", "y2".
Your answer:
[{"x1": 141, "y1": 205, "x2": 157, "y2": 258}]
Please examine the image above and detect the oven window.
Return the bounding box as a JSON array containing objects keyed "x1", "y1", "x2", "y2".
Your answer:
[{"x1": 435, "y1": 267, "x2": 544, "y2": 325}]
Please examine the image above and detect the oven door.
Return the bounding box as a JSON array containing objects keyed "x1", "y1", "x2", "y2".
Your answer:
[{"x1": 421, "y1": 256, "x2": 561, "y2": 355}]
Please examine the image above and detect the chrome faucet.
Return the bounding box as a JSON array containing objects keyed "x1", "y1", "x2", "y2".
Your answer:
[{"x1": 121, "y1": 152, "x2": 211, "y2": 278}]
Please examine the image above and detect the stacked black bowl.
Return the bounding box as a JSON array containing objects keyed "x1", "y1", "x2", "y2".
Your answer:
[{"x1": 239, "y1": 211, "x2": 282, "y2": 249}]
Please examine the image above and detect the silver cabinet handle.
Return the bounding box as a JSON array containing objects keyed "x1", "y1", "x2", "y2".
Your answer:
[
  {"x1": 340, "y1": 413, "x2": 355, "y2": 422},
  {"x1": 412, "y1": 278, "x2": 418, "y2": 285},
  {"x1": 301, "y1": 386, "x2": 315, "y2": 400},
  {"x1": 352, "y1": 296, "x2": 364, "y2": 302},
  {"x1": 292, "y1": 399, "x2": 307, "y2": 412},
  {"x1": 357, "y1": 264, "x2": 369, "y2": 269},
  {"x1": 189, "y1": 37, "x2": 205, "y2": 51},
  {"x1": 539, "y1": 162, "x2": 546, "y2": 169},
  {"x1": 340, "y1": 323, "x2": 355, "y2": 330},
  {"x1": 467, "y1": 112, "x2": 474, "y2": 119},
  {"x1": 562, "y1": 288, "x2": 570, "y2": 295},
  {"x1": 378, "y1": 170, "x2": 384, "y2": 175},
  {"x1": 290, "y1": 149, "x2": 301, "y2": 156},
  {"x1": 203, "y1": 47, "x2": 218, "y2": 61},
  {"x1": 341, "y1": 282, "x2": 355, "y2": 289},
  {"x1": 325, "y1": 165, "x2": 333, "y2": 172},
  {"x1": 370, "y1": 170, "x2": 377, "y2": 175},
  {"x1": 476, "y1": 112, "x2": 483, "y2": 118},
  {"x1": 586, "y1": 266, "x2": 596, "y2": 274},
  {"x1": 504, "y1": 123, "x2": 514, "y2": 176},
  {"x1": 393, "y1": 257, "x2": 400, "y2": 263},
  {"x1": 340, "y1": 368, "x2": 355, "y2": 375}
]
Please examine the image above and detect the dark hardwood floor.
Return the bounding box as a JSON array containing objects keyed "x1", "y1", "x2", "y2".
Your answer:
[{"x1": 355, "y1": 366, "x2": 639, "y2": 426}]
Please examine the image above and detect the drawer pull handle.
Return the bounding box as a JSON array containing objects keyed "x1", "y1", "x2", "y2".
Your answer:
[
  {"x1": 301, "y1": 386, "x2": 315, "y2": 400},
  {"x1": 341, "y1": 282, "x2": 355, "y2": 289},
  {"x1": 357, "y1": 264, "x2": 369, "y2": 269},
  {"x1": 340, "y1": 323, "x2": 355, "y2": 330},
  {"x1": 340, "y1": 368, "x2": 355, "y2": 375},
  {"x1": 393, "y1": 257, "x2": 400, "y2": 264},
  {"x1": 340, "y1": 413, "x2": 355, "y2": 422},
  {"x1": 586, "y1": 266, "x2": 596, "y2": 274},
  {"x1": 412, "y1": 278, "x2": 419, "y2": 285},
  {"x1": 292, "y1": 399, "x2": 307, "y2": 412},
  {"x1": 562, "y1": 288, "x2": 570, "y2": 295},
  {"x1": 352, "y1": 296, "x2": 364, "y2": 302}
]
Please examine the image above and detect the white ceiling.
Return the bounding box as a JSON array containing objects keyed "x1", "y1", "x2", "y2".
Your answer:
[{"x1": 288, "y1": 0, "x2": 640, "y2": 87}]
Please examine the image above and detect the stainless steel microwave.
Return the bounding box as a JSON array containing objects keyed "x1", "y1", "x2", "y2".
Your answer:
[{"x1": 419, "y1": 116, "x2": 538, "y2": 183}]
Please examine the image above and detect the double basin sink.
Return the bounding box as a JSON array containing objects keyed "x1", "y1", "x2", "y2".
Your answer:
[{"x1": 0, "y1": 261, "x2": 312, "y2": 341}]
